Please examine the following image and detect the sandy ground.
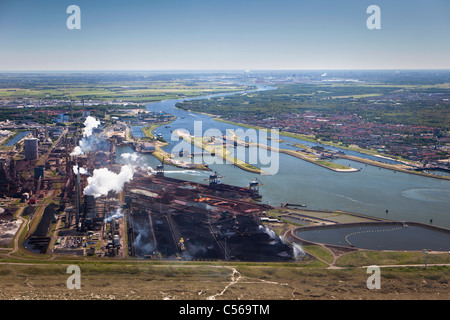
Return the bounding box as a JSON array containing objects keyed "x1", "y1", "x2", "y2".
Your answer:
[{"x1": 0, "y1": 263, "x2": 448, "y2": 300}]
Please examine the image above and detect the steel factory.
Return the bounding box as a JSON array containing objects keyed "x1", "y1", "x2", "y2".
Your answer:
[{"x1": 0, "y1": 117, "x2": 299, "y2": 262}]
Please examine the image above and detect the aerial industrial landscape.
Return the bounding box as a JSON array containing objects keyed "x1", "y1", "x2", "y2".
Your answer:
[
  {"x1": 0, "y1": 71, "x2": 449, "y2": 302},
  {"x1": 0, "y1": 0, "x2": 449, "y2": 308}
]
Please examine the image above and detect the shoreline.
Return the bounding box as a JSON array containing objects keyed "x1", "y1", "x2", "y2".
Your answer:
[
  {"x1": 221, "y1": 124, "x2": 359, "y2": 173},
  {"x1": 213, "y1": 118, "x2": 450, "y2": 180},
  {"x1": 252, "y1": 141, "x2": 359, "y2": 173},
  {"x1": 129, "y1": 121, "x2": 211, "y2": 171},
  {"x1": 173, "y1": 129, "x2": 267, "y2": 175},
  {"x1": 150, "y1": 93, "x2": 448, "y2": 180},
  {"x1": 339, "y1": 154, "x2": 450, "y2": 181}
]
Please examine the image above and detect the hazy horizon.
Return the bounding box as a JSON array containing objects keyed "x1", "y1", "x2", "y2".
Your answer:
[
  {"x1": 1, "y1": 0, "x2": 450, "y2": 71},
  {"x1": 1, "y1": 68, "x2": 450, "y2": 73}
]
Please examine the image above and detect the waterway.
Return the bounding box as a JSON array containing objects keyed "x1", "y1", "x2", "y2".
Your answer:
[
  {"x1": 121, "y1": 85, "x2": 450, "y2": 229},
  {"x1": 2, "y1": 130, "x2": 31, "y2": 146}
]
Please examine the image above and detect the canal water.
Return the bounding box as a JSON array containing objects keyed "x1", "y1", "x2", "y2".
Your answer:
[
  {"x1": 2, "y1": 130, "x2": 31, "y2": 146},
  {"x1": 120, "y1": 85, "x2": 450, "y2": 229}
]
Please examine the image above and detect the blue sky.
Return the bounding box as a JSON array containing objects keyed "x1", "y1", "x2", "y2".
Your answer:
[{"x1": 0, "y1": 0, "x2": 449, "y2": 71}]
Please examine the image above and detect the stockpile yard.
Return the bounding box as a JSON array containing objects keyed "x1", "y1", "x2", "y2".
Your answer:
[
  {"x1": 0, "y1": 207, "x2": 21, "y2": 247},
  {"x1": 0, "y1": 116, "x2": 305, "y2": 263},
  {"x1": 125, "y1": 174, "x2": 299, "y2": 261},
  {"x1": 24, "y1": 203, "x2": 59, "y2": 253}
]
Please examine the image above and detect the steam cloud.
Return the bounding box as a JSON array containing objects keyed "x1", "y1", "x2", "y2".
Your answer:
[
  {"x1": 104, "y1": 208, "x2": 124, "y2": 223},
  {"x1": 83, "y1": 153, "x2": 155, "y2": 199},
  {"x1": 259, "y1": 225, "x2": 306, "y2": 260},
  {"x1": 73, "y1": 165, "x2": 89, "y2": 175},
  {"x1": 121, "y1": 152, "x2": 139, "y2": 163},
  {"x1": 70, "y1": 116, "x2": 101, "y2": 156},
  {"x1": 292, "y1": 242, "x2": 306, "y2": 259},
  {"x1": 120, "y1": 152, "x2": 154, "y2": 173},
  {"x1": 133, "y1": 223, "x2": 155, "y2": 256},
  {"x1": 82, "y1": 116, "x2": 101, "y2": 137},
  {"x1": 259, "y1": 225, "x2": 278, "y2": 240},
  {"x1": 83, "y1": 164, "x2": 135, "y2": 198}
]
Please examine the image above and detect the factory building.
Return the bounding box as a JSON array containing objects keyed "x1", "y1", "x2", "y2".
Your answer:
[
  {"x1": 140, "y1": 142, "x2": 156, "y2": 153},
  {"x1": 24, "y1": 138, "x2": 39, "y2": 160}
]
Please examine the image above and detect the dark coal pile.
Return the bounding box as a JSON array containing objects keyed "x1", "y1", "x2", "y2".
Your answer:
[
  {"x1": 151, "y1": 212, "x2": 178, "y2": 258},
  {"x1": 23, "y1": 237, "x2": 51, "y2": 254},
  {"x1": 22, "y1": 206, "x2": 35, "y2": 217},
  {"x1": 24, "y1": 203, "x2": 59, "y2": 253},
  {"x1": 125, "y1": 176, "x2": 295, "y2": 262},
  {"x1": 129, "y1": 208, "x2": 295, "y2": 261},
  {"x1": 171, "y1": 211, "x2": 223, "y2": 260},
  {"x1": 212, "y1": 214, "x2": 294, "y2": 262},
  {"x1": 130, "y1": 211, "x2": 156, "y2": 257},
  {"x1": 58, "y1": 229, "x2": 86, "y2": 236},
  {"x1": 33, "y1": 203, "x2": 58, "y2": 237}
]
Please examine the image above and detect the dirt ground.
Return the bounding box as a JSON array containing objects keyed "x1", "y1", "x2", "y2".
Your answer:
[{"x1": 0, "y1": 263, "x2": 448, "y2": 300}]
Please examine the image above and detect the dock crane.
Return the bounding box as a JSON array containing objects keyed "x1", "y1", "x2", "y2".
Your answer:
[
  {"x1": 204, "y1": 171, "x2": 224, "y2": 186},
  {"x1": 248, "y1": 178, "x2": 265, "y2": 198}
]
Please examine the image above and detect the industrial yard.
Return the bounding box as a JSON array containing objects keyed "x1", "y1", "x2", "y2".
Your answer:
[
  {"x1": 0, "y1": 115, "x2": 305, "y2": 262},
  {"x1": 2, "y1": 0, "x2": 450, "y2": 305},
  {"x1": 0, "y1": 113, "x2": 449, "y2": 301},
  {"x1": 1, "y1": 114, "x2": 449, "y2": 263},
  {"x1": 125, "y1": 173, "x2": 297, "y2": 261}
]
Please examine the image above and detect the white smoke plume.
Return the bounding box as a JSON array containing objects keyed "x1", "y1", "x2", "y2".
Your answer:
[
  {"x1": 292, "y1": 242, "x2": 306, "y2": 260},
  {"x1": 71, "y1": 146, "x2": 83, "y2": 157},
  {"x1": 133, "y1": 223, "x2": 155, "y2": 256},
  {"x1": 280, "y1": 235, "x2": 306, "y2": 260},
  {"x1": 259, "y1": 225, "x2": 306, "y2": 261},
  {"x1": 104, "y1": 208, "x2": 124, "y2": 223},
  {"x1": 82, "y1": 116, "x2": 101, "y2": 137},
  {"x1": 70, "y1": 116, "x2": 101, "y2": 156},
  {"x1": 120, "y1": 152, "x2": 155, "y2": 173},
  {"x1": 83, "y1": 153, "x2": 154, "y2": 200},
  {"x1": 73, "y1": 165, "x2": 89, "y2": 176},
  {"x1": 83, "y1": 164, "x2": 135, "y2": 198},
  {"x1": 121, "y1": 152, "x2": 139, "y2": 163},
  {"x1": 258, "y1": 225, "x2": 278, "y2": 240}
]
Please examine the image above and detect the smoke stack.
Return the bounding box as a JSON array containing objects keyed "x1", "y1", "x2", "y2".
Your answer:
[{"x1": 75, "y1": 159, "x2": 81, "y2": 230}]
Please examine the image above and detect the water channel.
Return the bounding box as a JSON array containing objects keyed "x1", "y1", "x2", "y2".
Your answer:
[{"x1": 118, "y1": 85, "x2": 450, "y2": 229}]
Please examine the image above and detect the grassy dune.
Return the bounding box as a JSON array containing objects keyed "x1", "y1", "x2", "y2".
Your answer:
[{"x1": 0, "y1": 260, "x2": 448, "y2": 300}]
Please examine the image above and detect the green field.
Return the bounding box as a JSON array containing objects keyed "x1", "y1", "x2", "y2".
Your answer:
[
  {"x1": 178, "y1": 82, "x2": 450, "y2": 129},
  {"x1": 0, "y1": 79, "x2": 253, "y2": 103}
]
